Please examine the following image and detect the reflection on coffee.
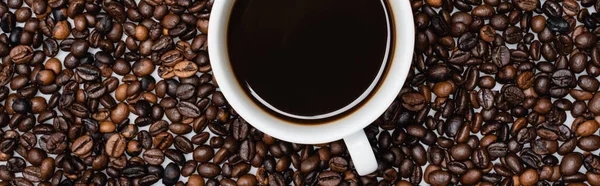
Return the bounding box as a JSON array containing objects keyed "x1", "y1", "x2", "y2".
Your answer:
[{"x1": 228, "y1": 0, "x2": 391, "y2": 122}]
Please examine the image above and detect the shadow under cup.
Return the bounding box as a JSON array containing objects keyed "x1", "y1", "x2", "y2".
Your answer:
[{"x1": 208, "y1": 0, "x2": 415, "y2": 176}]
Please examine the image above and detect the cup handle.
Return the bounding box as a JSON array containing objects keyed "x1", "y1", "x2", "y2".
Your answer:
[{"x1": 343, "y1": 130, "x2": 377, "y2": 176}]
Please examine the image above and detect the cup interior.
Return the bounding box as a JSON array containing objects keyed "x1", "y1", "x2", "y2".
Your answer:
[{"x1": 208, "y1": 0, "x2": 415, "y2": 144}]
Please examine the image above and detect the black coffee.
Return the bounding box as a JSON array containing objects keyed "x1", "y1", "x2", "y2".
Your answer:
[{"x1": 228, "y1": 0, "x2": 390, "y2": 121}]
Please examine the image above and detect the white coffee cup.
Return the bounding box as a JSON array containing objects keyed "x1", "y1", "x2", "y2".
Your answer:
[{"x1": 208, "y1": 0, "x2": 414, "y2": 175}]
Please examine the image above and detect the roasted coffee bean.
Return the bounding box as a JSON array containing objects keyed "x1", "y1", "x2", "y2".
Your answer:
[
  {"x1": 10, "y1": 45, "x2": 33, "y2": 64},
  {"x1": 177, "y1": 101, "x2": 201, "y2": 118},
  {"x1": 26, "y1": 148, "x2": 46, "y2": 166},
  {"x1": 22, "y1": 166, "x2": 41, "y2": 182},
  {"x1": 75, "y1": 64, "x2": 100, "y2": 81},
  {"x1": 561, "y1": 152, "x2": 583, "y2": 176},
  {"x1": 0, "y1": 165, "x2": 14, "y2": 181},
  {"x1": 122, "y1": 165, "x2": 147, "y2": 178},
  {"x1": 487, "y1": 142, "x2": 508, "y2": 158},
  {"x1": 547, "y1": 17, "x2": 570, "y2": 33},
  {"x1": 318, "y1": 171, "x2": 341, "y2": 186},
  {"x1": 7, "y1": 157, "x2": 26, "y2": 172},
  {"x1": 132, "y1": 59, "x2": 154, "y2": 77},
  {"x1": 153, "y1": 131, "x2": 174, "y2": 150},
  {"x1": 552, "y1": 69, "x2": 575, "y2": 87},
  {"x1": 134, "y1": 100, "x2": 151, "y2": 116},
  {"x1": 197, "y1": 163, "x2": 221, "y2": 178},
  {"x1": 163, "y1": 163, "x2": 180, "y2": 185},
  {"x1": 39, "y1": 158, "x2": 54, "y2": 180},
  {"x1": 578, "y1": 135, "x2": 600, "y2": 151},
  {"x1": 105, "y1": 134, "x2": 126, "y2": 158},
  {"x1": 138, "y1": 175, "x2": 159, "y2": 185},
  {"x1": 504, "y1": 26, "x2": 523, "y2": 44},
  {"x1": 543, "y1": 1, "x2": 563, "y2": 18},
  {"x1": 492, "y1": 46, "x2": 510, "y2": 67},
  {"x1": 12, "y1": 98, "x2": 31, "y2": 114},
  {"x1": 513, "y1": 0, "x2": 539, "y2": 11},
  {"x1": 174, "y1": 136, "x2": 193, "y2": 153},
  {"x1": 162, "y1": 50, "x2": 184, "y2": 67},
  {"x1": 143, "y1": 148, "x2": 165, "y2": 165},
  {"x1": 575, "y1": 32, "x2": 597, "y2": 49},
  {"x1": 173, "y1": 61, "x2": 198, "y2": 78},
  {"x1": 71, "y1": 135, "x2": 93, "y2": 157},
  {"x1": 429, "y1": 170, "x2": 451, "y2": 186}
]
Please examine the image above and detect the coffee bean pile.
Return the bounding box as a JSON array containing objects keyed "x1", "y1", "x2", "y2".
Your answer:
[
  {"x1": 408, "y1": 0, "x2": 600, "y2": 184},
  {"x1": 0, "y1": 0, "x2": 598, "y2": 185}
]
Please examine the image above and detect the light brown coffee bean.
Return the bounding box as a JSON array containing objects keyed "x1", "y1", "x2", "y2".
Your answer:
[
  {"x1": 174, "y1": 61, "x2": 198, "y2": 78},
  {"x1": 105, "y1": 134, "x2": 127, "y2": 157},
  {"x1": 71, "y1": 135, "x2": 93, "y2": 157}
]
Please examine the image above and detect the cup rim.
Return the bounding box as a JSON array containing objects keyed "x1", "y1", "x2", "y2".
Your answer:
[{"x1": 208, "y1": 0, "x2": 415, "y2": 144}]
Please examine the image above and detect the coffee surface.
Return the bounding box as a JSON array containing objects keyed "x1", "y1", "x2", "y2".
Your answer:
[{"x1": 228, "y1": 0, "x2": 389, "y2": 120}]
